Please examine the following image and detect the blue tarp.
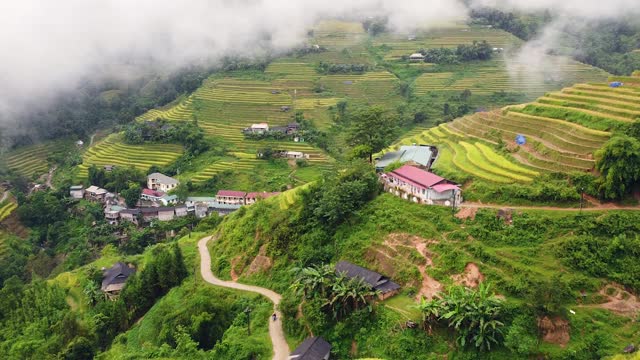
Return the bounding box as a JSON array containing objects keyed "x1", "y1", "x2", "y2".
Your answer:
[
  {"x1": 515, "y1": 134, "x2": 526, "y2": 145},
  {"x1": 610, "y1": 82, "x2": 623, "y2": 88}
]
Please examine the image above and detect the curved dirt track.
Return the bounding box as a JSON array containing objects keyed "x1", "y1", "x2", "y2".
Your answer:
[{"x1": 198, "y1": 236, "x2": 289, "y2": 360}]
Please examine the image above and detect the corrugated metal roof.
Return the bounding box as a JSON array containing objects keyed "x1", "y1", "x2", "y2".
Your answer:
[{"x1": 375, "y1": 145, "x2": 433, "y2": 169}]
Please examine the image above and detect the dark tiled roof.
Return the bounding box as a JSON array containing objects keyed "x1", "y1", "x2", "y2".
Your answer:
[
  {"x1": 290, "y1": 336, "x2": 331, "y2": 360},
  {"x1": 335, "y1": 261, "x2": 400, "y2": 294},
  {"x1": 101, "y1": 262, "x2": 135, "y2": 290},
  {"x1": 120, "y1": 209, "x2": 141, "y2": 215}
]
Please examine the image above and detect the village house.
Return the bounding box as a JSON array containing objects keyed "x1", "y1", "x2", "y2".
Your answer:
[
  {"x1": 243, "y1": 123, "x2": 270, "y2": 134},
  {"x1": 382, "y1": 165, "x2": 462, "y2": 206},
  {"x1": 140, "y1": 188, "x2": 178, "y2": 206},
  {"x1": 282, "y1": 151, "x2": 310, "y2": 159},
  {"x1": 157, "y1": 207, "x2": 176, "y2": 221},
  {"x1": 104, "y1": 205, "x2": 124, "y2": 225},
  {"x1": 290, "y1": 336, "x2": 332, "y2": 360},
  {"x1": 69, "y1": 185, "x2": 85, "y2": 199},
  {"x1": 103, "y1": 165, "x2": 116, "y2": 172},
  {"x1": 101, "y1": 262, "x2": 136, "y2": 299},
  {"x1": 76, "y1": 140, "x2": 84, "y2": 147},
  {"x1": 245, "y1": 192, "x2": 280, "y2": 205},
  {"x1": 85, "y1": 185, "x2": 108, "y2": 202},
  {"x1": 210, "y1": 202, "x2": 242, "y2": 216},
  {"x1": 216, "y1": 190, "x2": 247, "y2": 205},
  {"x1": 147, "y1": 172, "x2": 179, "y2": 192},
  {"x1": 335, "y1": 261, "x2": 400, "y2": 300},
  {"x1": 141, "y1": 208, "x2": 159, "y2": 223},
  {"x1": 375, "y1": 144, "x2": 436, "y2": 172},
  {"x1": 409, "y1": 53, "x2": 425, "y2": 62},
  {"x1": 119, "y1": 209, "x2": 141, "y2": 225},
  {"x1": 175, "y1": 205, "x2": 188, "y2": 218}
]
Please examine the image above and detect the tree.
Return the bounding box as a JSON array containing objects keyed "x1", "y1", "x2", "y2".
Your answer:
[
  {"x1": 121, "y1": 183, "x2": 142, "y2": 208},
  {"x1": 347, "y1": 106, "x2": 398, "y2": 162},
  {"x1": 417, "y1": 283, "x2": 505, "y2": 351},
  {"x1": 594, "y1": 136, "x2": 640, "y2": 199}
]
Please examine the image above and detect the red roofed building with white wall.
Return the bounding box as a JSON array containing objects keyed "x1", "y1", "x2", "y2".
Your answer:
[{"x1": 383, "y1": 165, "x2": 462, "y2": 206}]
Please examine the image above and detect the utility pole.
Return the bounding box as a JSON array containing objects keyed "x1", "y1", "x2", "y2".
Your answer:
[{"x1": 451, "y1": 192, "x2": 456, "y2": 217}]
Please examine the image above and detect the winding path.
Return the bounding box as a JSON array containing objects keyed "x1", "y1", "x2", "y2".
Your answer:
[{"x1": 198, "y1": 236, "x2": 289, "y2": 360}]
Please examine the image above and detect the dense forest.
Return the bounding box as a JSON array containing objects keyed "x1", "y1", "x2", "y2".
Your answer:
[{"x1": 470, "y1": 7, "x2": 640, "y2": 75}]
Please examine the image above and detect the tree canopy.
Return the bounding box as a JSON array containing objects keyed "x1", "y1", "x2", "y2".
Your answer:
[
  {"x1": 347, "y1": 106, "x2": 398, "y2": 162},
  {"x1": 595, "y1": 136, "x2": 640, "y2": 199}
]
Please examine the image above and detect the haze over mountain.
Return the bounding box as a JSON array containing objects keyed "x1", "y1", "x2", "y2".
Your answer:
[{"x1": 0, "y1": 0, "x2": 639, "y2": 134}]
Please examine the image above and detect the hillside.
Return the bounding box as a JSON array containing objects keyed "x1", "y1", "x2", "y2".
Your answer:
[
  {"x1": 204, "y1": 181, "x2": 640, "y2": 359},
  {"x1": 380, "y1": 73, "x2": 640, "y2": 206},
  {"x1": 78, "y1": 20, "x2": 606, "y2": 192}
]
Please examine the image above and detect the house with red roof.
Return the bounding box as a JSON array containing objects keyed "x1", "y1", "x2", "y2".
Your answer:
[
  {"x1": 383, "y1": 165, "x2": 462, "y2": 206},
  {"x1": 216, "y1": 190, "x2": 247, "y2": 205},
  {"x1": 245, "y1": 191, "x2": 280, "y2": 205}
]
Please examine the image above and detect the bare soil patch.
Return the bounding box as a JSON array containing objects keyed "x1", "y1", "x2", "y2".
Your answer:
[
  {"x1": 538, "y1": 316, "x2": 570, "y2": 347},
  {"x1": 377, "y1": 233, "x2": 442, "y2": 300},
  {"x1": 246, "y1": 244, "x2": 272, "y2": 276},
  {"x1": 451, "y1": 263, "x2": 484, "y2": 288},
  {"x1": 592, "y1": 284, "x2": 640, "y2": 317},
  {"x1": 455, "y1": 207, "x2": 477, "y2": 220}
]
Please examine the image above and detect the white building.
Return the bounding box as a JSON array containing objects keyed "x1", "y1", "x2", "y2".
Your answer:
[{"x1": 147, "y1": 173, "x2": 179, "y2": 192}]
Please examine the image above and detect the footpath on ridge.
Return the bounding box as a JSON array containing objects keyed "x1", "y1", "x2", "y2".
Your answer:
[
  {"x1": 461, "y1": 202, "x2": 640, "y2": 211},
  {"x1": 198, "y1": 236, "x2": 289, "y2": 360}
]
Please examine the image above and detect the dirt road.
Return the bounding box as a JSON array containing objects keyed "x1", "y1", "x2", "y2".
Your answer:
[{"x1": 198, "y1": 236, "x2": 289, "y2": 360}]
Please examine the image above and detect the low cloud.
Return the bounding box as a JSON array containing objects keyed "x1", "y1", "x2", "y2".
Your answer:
[{"x1": 0, "y1": 0, "x2": 467, "y2": 121}]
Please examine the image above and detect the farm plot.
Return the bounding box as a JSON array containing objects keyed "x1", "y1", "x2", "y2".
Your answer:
[
  {"x1": 0, "y1": 200, "x2": 17, "y2": 221},
  {"x1": 312, "y1": 20, "x2": 366, "y2": 48},
  {"x1": 136, "y1": 96, "x2": 194, "y2": 122},
  {"x1": 382, "y1": 76, "x2": 619, "y2": 183},
  {"x1": 76, "y1": 134, "x2": 183, "y2": 179},
  {"x1": 381, "y1": 123, "x2": 540, "y2": 184},
  {"x1": 372, "y1": 26, "x2": 519, "y2": 61},
  {"x1": 318, "y1": 71, "x2": 400, "y2": 105},
  {"x1": 4, "y1": 140, "x2": 69, "y2": 179},
  {"x1": 411, "y1": 58, "x2": 607, "y2": 98}
]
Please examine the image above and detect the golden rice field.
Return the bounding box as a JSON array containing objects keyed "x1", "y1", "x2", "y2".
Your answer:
[
  {"x1": 0, "y1": 200, "x2": 17, "y2": 222},
  {"x1": 76, "y1": 134, "x2": 184, "y2": 179},
  {"x1": 373, "y1": 25, "x2": 519, "y2": 61},
  {"x1": 382, "y1": 79, "x2": 631, "y2": 183},
  {"x1": 413, "y1": 58, "x2": 608, "y2": 97}
]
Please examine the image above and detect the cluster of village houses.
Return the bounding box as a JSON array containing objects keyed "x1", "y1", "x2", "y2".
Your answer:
[
  {"x1": 93, "y1": 145, "x2": 461, "y2": 360},
  {"x1": 69, "y1": 172, "x2": 279, "y2": 226}
]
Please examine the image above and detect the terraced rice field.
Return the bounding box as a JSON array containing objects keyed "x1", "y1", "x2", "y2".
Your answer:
[
  {"x1": 4, "y1": 141, "x2": 68, "y2": 178},
  {"x1": 373, "y1": 26, "x2": 519, "y2": 61},
  {"x1": 136, "y1": 96, "x2": 195, "y2": 122},
  {"x1": 76, "y1": 134, "x2": 184, "y2": 178},
  {"x1": 412, "y1": 58, "x2": 608, "y2": 97},
  {"x1": 0, "y1": 200, "x2": 17, "y2": 221},
  {"x1": 318, "y1": 71, "x2": 400, "y2": 105},
  {"x1": 514, "y1": 82, "x2": 640, "y2": 130},
  {"x1": 312, "y1": 20, "x2": 366, "y2": 48},
  {"x1": 384, "y1": 79, "x2": 626, "y2": 182}
]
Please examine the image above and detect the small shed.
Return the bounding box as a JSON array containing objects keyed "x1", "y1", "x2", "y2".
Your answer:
[
  {"x1": 290, "y1": 336, "x2": 331, "y2": 360},
  {"x1": 335, "y1": 261, "x2": 400, "y2": 300},
  {"x1": 409, "y1": 53, "x2": 425, "y2": 62},
  {"x1": 101, "y1": 262, "x2": 136, "y2": 298},
  {"x1": 69, "y1": 185, "x2": 85, "y2": 199}
]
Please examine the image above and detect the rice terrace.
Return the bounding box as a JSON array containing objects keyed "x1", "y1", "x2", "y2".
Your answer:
[{"x1": 2, "y1": 5, "x2": 640, "y2": 360}]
